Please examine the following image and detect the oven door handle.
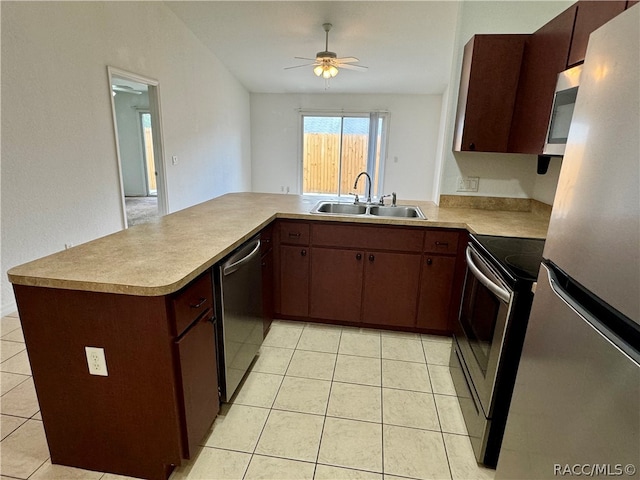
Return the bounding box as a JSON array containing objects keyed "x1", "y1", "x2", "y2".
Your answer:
[{"x1": 465, "y1": 246, "x2": 512, "y2": 303}]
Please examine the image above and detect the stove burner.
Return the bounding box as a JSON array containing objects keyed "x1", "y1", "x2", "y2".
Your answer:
[{"x1": 472, "y1": 234, "x2": 545, "y2": 285}]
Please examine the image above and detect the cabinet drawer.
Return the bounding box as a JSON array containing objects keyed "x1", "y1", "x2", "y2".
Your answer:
[
  {"x1": 279, "y1": 221, "x2": 310, "y2": 245},
  {"x1": 172, "y1": 271, "x2": 214, "y2": 337},
  {"x1": 312, "y1": 223, "x2": 423, "y2": 252},
  {"x1": 423, "y1": 230, "x2": 460, "y2": 255}
]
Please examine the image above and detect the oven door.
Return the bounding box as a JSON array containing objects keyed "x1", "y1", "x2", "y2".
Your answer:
[{"x1": 455, "y1": 244, "x2": 514, "y2": 417}]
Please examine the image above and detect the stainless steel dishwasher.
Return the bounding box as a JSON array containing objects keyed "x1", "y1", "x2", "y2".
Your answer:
[{"x1": 216, "y1": 235, "x2": 264, "y2": 401}]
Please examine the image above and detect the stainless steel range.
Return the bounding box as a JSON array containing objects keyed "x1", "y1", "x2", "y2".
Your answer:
[{"x1": 450, "y1": 234, "x2": 544, "y2": 467}]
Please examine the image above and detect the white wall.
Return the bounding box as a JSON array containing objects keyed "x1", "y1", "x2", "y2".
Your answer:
[
  {"x1": 1, "y1": 2, "x2": 251, "y2": 315},
  {"x1": 437, "y1": 1, "x2": 572, "y2": 202},
  {"x1": 114, "y1": 91, "x2": 150, "y2": 196},
  {"x1": 250, "y1": 93, "x2": 443, "y2": 201}
]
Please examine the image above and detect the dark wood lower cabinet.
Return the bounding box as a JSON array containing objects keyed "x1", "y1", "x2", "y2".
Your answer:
[
  {"x1": 362, "y1": 251, "x2": 422, "y2": 327},
  {"x1": 417, "y1": 255, "x2": 457, "y2": 332},
  {"x1": 175, "y1": 310, "x2": 219, "y2": 459},
  {"x1": 12, "y1": 270, "x2": 221, "y2": 480},
  {"x1": 279, "y1": 245, "x2": 309, "y2": 317},
  {"x1": 310, "y1": 247, "x2": 364, "y2": 323}
]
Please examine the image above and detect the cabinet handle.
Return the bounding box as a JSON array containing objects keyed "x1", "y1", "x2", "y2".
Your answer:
[
  {"x1": 289, "y1": 232, "x2": 301, "y2": 238},
  {"x1": 356, "y1": 253, "x2": 362, "y2": 260},
  {"x1": 190, "y1": 297, "x2": 207, "y2": 309},
  {"x1": 369, "y1": 254, "x2": 375, "y2": 262},
  {"x1": 426, "y1": 258, "x2": 433, "y2": 265},
  {"x1": 435, "y1": 241, "x2": 449, "y2": 247},
  {"x1": 301, "y1": 249, "x2": 307, "y2": 256},
  {"x1": 468, "y1": 142, "x2": 476, "y2": 151}
]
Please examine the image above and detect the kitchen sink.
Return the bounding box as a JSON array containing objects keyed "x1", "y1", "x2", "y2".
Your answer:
[
  {"x1": 313, "y1": 202, "x2": 368, "y2": 215},
  {"x1": 310, "y1": 201, "x2": 426, "y2": 219},
  {"x1": 368, "y1": 205, "x2": 425, "y2": 218}
]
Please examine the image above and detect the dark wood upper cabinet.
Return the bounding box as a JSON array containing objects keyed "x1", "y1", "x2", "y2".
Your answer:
[
  {"x1": 508, "y1": 5, "x2": 577, "y2": 154},
  {"x1": 568, "y1": 1, "x2": 626, "y2": 66},
  {"x1": 453, "y1": 34, "x2": 528, "y2": 153}
]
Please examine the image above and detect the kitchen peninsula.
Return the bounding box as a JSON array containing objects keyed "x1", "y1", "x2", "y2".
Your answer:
[{"x1": 7, "y1": 192, "x2": 550, "y2": 480}]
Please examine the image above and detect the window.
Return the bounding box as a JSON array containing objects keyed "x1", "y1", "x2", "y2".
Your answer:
[{"x1": 301, "y1": 113, "x2": 387, "y2": 198}]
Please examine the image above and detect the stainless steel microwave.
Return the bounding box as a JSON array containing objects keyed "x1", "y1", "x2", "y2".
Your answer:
[{"x1": 543, "y1": 64, "x2": 582, "y2": 156}]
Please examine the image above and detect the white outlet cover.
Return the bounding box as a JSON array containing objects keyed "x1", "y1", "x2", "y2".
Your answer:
[{"x1": 85, "y1": 346, "x2": 108, "y2": 376}]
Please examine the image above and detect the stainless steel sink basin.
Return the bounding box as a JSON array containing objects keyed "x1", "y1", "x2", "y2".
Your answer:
[
  {"x1": 313, "y1": 202, "x2": 368, "y2": 215},
  {"x1": 368, "y1": 205, "x2": 426, "y2": 219},
  {"x1": 311, "y1": 201, "x2": 426, "y2": 219}
]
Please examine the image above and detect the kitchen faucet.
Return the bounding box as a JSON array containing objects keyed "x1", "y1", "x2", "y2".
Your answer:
[{"x1": 353, "y1": 172, "x2": 372, "y2": 204}]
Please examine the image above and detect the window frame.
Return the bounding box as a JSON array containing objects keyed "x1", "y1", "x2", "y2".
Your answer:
[{"x1": 298, "y1": 111, "x2": 389, "y2": 199}]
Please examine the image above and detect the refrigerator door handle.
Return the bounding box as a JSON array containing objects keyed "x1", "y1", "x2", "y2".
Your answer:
[
  {"x1": 465, "y1": 246, "x2": 512, "y2": 303},
  {"x1": 543, "y1": 263, "x2": 640, "y2": 366}
]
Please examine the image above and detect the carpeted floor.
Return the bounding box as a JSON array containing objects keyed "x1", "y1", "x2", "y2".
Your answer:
[{"x1": 125, "y1": 196, "x2": 158, "y2": 226}]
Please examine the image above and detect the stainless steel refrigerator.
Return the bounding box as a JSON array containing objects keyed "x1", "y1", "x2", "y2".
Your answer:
[{"x1": 496, "y1": 6, "x2": 639, "y2": 479}]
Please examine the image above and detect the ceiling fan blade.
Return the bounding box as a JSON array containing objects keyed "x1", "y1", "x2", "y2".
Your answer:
[
  {"x1": 335, "y1": 57, "x2": 360, "y2": 63},
  {"x1": 284, "y1": 63, "x2": 318, "y2": 70},
  {"x1": 337, "y1": 63, "x2": 368, "y2": 71},
  {"x1": 294, "y1": 56, "x2": 318, "y2": 61}
]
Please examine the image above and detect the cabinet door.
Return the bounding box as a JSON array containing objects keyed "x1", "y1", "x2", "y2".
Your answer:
[
  {"x1": 175, "y1": 311, "x2": 219, "y2": 459},
  {"x1": 453, "y1": 34, "x2": 527, "y2": 153},
  {"x1": 416, "y1": 256, "x2": 457, "y2": 333},
  {"x1": 362, "y1": 252, "x2": 421, "y2": 327},
  {"x1": 568, "y1": 1, "x2": 626, "y2": 66},
  {"x1": 279, "y1": 245, "x2": 309, "y2": 318},
  {"x1": 310, "y1": 248, "x2": 364, "y2": 323},
  {"x1": 508, "y1": 5, "x2": 577, "y2": 154}
]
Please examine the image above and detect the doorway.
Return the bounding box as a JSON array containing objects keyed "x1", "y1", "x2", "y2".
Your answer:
[{"x1": 108, "y1": 67, "x2": 168, "y2": 227}]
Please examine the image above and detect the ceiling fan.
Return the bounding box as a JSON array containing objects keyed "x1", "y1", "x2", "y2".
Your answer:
[
  {"x1": 111, "y1": 85, "x2": 142, "y2": 95},
  {"x1": 285, "y1": 23, "x2": 368, "y2": 81}
]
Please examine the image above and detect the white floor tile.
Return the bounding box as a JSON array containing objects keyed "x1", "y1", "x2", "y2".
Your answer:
[
  {"x1": 0, "y1": 371, "x2": 30, "y2": 396},
  {"x1": 297, "y1": 324, "x2": 341, "y2": 353},
  {"x1": 30, "y1": 459, "x2": 103, "y2": 479},
  {"x1": 273, "y1": 376, "x2": 331, "y2": 415},
  {"x1": 252, "y1": 345, "x2": 294, "y2": 375},
  {"x1": 318, "y1": 417, "x2": 383, "y2": 473},
  {"x1": 333, "y1": 355, "x2": 381, "y2": 386},
  {"x1": 0, "y1": 378, "x2": 40, "y2": 418},
  {"x1": 423, "y1": 340, "x2": 452, "y2": 366},
  {"x1": 0, "y1": 419, "x2": 50, "y2": 479},
  {"x1": 443, "y1": 433, "x2": 495, "y2": 480},
  {"x1": 435, "y1": 394, "x2": 468, "y2": 435},
  {"x1": 1, "y1": 415, "x2": 27, "y2": 441},
  {"x1": 327, "y1": 382, "x2": 381, "y2": 423},
  {"x1": 170, "y1": 446, "x2": 250, "y2": 480},
  {"x1": 203, "y1": 403, "x2": 269, "y2": 453},
  {"x1": 0, "y1": 350, "x2": 32, "y2": 375},
  {"x1": 383, "y1": 424, "x2": 451, "y2": 480},
  {"x1": 286, "y1": 350, "x2": 337, "y2": 381},
  {"x1": 315, "y1": 464, "x2": 383, "y2": 479},
  {"x1": 382, "y1": 359, "x2": 431, "y2": 392},
  {"x1": 244, "y1": 455, "x2": 315, "y2": 480},
  {"x1": 2, "y1": 329, "x2": 24, "y2": 343},
  {"x1": 382, "y1": 389, "x2": 440, "y2": 431},
  {"x1": 231, "y1": 372, "x2": 283, "y2": 408},
  {"x1": 255, "y1": 410, "x2": 324, "y2": 462},
  {"x1": 0, "y1": 317, "x2": 21, "y2": 337},
  {"x1": 428, "y1": 364, "x2": 456, "y2": 396},
  {"x1": 339, "y1": 331, "x2": 381, "y2": 358},
  {"x1": 262, "y1": 323, "x2": 303, "y2": 348},
  {"x1": 0, "y1": 340, "x2": 25, "y2": 363},
  {"x1": 382, "y1": 336, "x2": 426, "y2": 363}
]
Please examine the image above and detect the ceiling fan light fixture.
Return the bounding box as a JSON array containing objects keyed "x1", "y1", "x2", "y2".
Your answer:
[
  {"x1": 328, "y1": 65, "x2": 339, "y2": 77},
  {"x1": 313, "y1": 65, "x2": 324, "y2": 77}
]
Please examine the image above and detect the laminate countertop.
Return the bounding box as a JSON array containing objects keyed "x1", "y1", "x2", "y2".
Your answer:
[{"x1": 7, "y1": 192, "x2": 551, "y2": 296}]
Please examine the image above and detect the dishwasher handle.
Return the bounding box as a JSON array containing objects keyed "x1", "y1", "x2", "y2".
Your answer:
[{"x1": 223, "y1": 239, "x2": 261, "y2": 276}]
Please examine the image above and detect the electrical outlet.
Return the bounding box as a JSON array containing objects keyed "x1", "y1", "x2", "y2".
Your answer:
[
  {"x1": 85, "y1": 347, "x2": 108, "y2": 376},
  {"x1": 457, "y1": 176, "x2": 480, "y2": 192}
]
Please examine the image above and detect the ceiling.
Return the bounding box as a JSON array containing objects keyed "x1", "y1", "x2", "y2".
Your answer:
[{"x1": 165, "y1": 1, "x2": 460, "y2": 95}]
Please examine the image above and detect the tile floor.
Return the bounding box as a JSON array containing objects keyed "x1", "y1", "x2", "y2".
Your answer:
[{"x1": 0, "y1": 314, "x2": 495, "y2": 480}]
